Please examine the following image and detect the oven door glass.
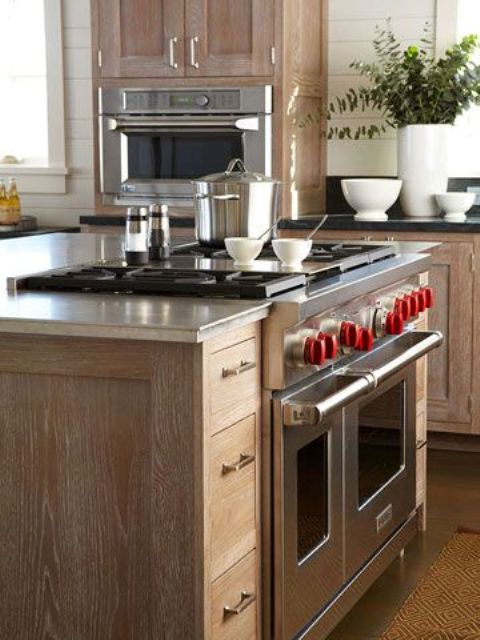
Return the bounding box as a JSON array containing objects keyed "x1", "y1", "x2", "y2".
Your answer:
[
  {"x1": 125, "y1": 130, "x2": 244, "y2": 180},
  {"x1": 358, "y1": 380, "x2": 405, "y2": 506},
  {"x1": 297, "y1": 435, "x2": 329, "y2": 561}
]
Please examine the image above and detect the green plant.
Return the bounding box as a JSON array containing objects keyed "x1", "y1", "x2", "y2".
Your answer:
[{"x1": 299, "y1": 23, "x2": 480, "y2": 139}]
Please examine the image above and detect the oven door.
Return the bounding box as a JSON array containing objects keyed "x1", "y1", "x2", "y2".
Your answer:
[
  {"x1": 274, "y1": 377, "x2": 344, "y2": 640},
  {"x1": 277, "y1": 330, "x2": 442, "y2": 639},
  {"x1": 99, "y1": 115, "x2": 271, "y2": 205},
  {"x1": 344, "y1": 365, "x2": 416, "y2": 579}
]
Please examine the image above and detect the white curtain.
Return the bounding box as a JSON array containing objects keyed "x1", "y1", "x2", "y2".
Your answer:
[{"x1": 0, "y1": 0, "x2": 47, "y2": 163}]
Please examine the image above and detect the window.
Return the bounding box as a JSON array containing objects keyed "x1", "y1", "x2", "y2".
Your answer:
[{"x1": 0, "y1": 0, "x2": 67, "y2": 191}]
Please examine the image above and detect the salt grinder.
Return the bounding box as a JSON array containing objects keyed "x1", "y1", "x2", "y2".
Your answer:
[
  {"x1": 125, "y1": 206, "x2": 149, "y2": 265},
  {"x1": 149, "y1": 204, "x2": 171, "y2": 260}
]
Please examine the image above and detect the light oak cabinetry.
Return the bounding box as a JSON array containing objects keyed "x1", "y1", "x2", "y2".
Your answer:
[
  {"x1": 287, "y1": 228, "x2": 475, "y2": 437},
  {"x1": 91, "y1": 0, "x2": 328, "y2": 218},
  {"x1": 0, "y1": 325, "x2": 261, "y2": 639},
  {"x1": 95, "y1": 0, "x2": 273, "y2": 78}
]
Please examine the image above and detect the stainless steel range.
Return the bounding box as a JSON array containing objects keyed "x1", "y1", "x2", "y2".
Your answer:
[
  {"x1": 12, "y1": 239, "x2": 442, "y2": 640},
  {"x1": 262, "y1": 248, "x2": 442, "y2": 640}
]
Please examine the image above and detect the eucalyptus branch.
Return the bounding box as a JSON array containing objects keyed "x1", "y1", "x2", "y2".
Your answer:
[{"x1": 298, "y1": 21, "x2": 480, "y2": 139}]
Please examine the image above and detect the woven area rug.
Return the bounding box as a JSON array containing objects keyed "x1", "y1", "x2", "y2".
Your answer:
[{"x1": 381, "y1": 529, "x2": 480, "y2": 640}]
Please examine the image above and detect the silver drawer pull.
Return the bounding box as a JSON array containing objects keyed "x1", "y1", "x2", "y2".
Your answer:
[
  {"x1": 223, "y1": 591, "x2": 256, "y2": 618},
  {"x1": 211, "y1": 194, "x2": 240, "y2": 201},
  {"x1": 222, "y1": 452, "x2": 255, "y2": 475},
  {"x1": 222, "y1": 360, "x2": 256, "y2": 378}
]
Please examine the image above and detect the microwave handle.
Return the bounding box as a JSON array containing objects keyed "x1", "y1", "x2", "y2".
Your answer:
[
  {"x1": 108, "y1": 117, "x2": 259, "y2": 131},
  {"x1": 283, "y1": 330, "x2": 443, "y2": 427}
]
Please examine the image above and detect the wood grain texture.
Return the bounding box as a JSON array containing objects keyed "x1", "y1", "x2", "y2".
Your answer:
[
  {"x1": 211, "y1": 551, "x2": 257, "y2": 640},
  {"x1": 0, "y1": 334, "x2": 153, "y2": 380},
  {"x1": 95, "y1": 0, "x2": 184, "y2": 77},
  {"x1": 210, "y1": 415, "x2": 257, "y2": 581},
  {"x1": 208, "y1": 338, "x2": 260, "y2": 435},
  {"x1": 0, "y1": 373, "x2": 152, "y2": 639},
  {"x1": 185, "y1": 0, "x2": 274, "y2": 77}
]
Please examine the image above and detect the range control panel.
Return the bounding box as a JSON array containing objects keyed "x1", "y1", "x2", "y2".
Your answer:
[{"x1": 285, "y1": 277, "x2": 435, "y2": 371}]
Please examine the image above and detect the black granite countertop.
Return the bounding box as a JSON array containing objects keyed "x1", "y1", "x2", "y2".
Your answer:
[
  {"x1": 279, "y1": 213, "x2": 480, "y2": 233},
  {"x1": 0, "y1": 226, "x2": 80, "y2": 240},
  {"x1": 80, "y1": 215, "x2": 195, "y2": 228}
]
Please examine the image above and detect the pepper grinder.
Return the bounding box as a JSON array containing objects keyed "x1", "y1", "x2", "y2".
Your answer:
[
  {"x1": 148, "y1": 204, "x2": 171, "y2": 260},
  {"x1": 125, "y1": 206, "x2": 149, "y2": 265}
]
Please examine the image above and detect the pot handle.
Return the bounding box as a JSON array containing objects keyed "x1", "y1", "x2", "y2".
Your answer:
[{"x1": 225, "y1": 158, "x2": 247, "y2": 174}]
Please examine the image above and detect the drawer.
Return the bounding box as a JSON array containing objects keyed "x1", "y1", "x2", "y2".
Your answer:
[
  {"x1": 210, "y1": 415, "x2": 257, "y2": 581},
  {"x1": 209, "y1": 338, "x2": 260, "y2": 435},
  {"x1": 416, "y1": 444, "x2": 427, "y2": 508},
  {"x1": 211, "y1": 551, "x2": 257, "y2": 640}
]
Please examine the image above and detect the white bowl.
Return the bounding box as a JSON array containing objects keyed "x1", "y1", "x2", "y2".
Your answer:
[
  {"x1": 435, "y1": 192, "x2": 475, "y2": 222},
  {"x1": 341, "y1": 179, "x2": 402, "y2": 221},
  {"x1": 224, "y1": 237, "x2": 264, "y2": 265},
  {"x1": 272, "y1": 238, "x2": 313, "y2": 267}
]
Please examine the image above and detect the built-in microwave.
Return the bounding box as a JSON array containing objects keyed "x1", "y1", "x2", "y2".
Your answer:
[{"x1": 98, "y1": 86, "x2": 273, "y2": 208}]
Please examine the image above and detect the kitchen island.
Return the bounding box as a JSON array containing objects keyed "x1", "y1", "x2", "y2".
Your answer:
[
  {"x1": 0, "y1": 233, "x2": 439, "y2": 640},
  {"x1": 0, "y1": 233, "x2": 268, "y2": 640}
]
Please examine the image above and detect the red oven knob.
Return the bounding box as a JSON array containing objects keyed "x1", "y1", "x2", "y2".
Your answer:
[
  {"x1": 406, "y1": 293, "x2": 419, "y2": 317},
  {"x1": 394, "y1": 297, "x2": 411, "y2": 321},
  {"x1": 304, "y1": 336, "x2": 326, "y2": 366},
  {"x1": 317, "y1": 332, "x2": 339, "y2": 359},
  {"x1": 421, "y1": 287, "x2": 435, "y2": 309},
  {"x1": 385, "y1": 311, "x2": 404, "y2": 335},
  {"x1": 340, "y1": 321, "x2": 360, "y2": 348},
  {"x1": 357, "y1": 327, "x2": 374, "y2": 351},
  {"x1": 413, "y1": 289, "x2": 427, "y2": 313}
]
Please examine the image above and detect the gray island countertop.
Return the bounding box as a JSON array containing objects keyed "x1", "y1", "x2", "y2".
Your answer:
[{"x1": 0, "y1": 233, "x2": 271, "y2": 343}]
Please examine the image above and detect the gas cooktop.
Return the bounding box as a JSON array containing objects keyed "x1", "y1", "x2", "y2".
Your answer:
[{"x1": 17, "y1": 242, "x2": 396, "y2": 299}]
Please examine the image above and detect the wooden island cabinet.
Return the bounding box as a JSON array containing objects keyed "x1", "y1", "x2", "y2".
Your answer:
[{"x1": 0, "y1": 324, "x2": 262, "y2": 639}]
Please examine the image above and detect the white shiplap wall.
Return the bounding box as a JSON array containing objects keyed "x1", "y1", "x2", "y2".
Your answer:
[
  {"x1": 328, "y1": 0, "x2": 437, "y2": 176},
  {"x1": 24, "y1": 0, "x2": 94, "y2": 226}
]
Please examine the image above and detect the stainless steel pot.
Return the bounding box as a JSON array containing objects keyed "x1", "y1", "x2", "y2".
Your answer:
[{"x1": 192, "y1": 158, "x2": 281, "y2": 246}]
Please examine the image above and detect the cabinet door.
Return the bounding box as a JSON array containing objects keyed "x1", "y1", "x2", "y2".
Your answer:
[
  {"x1": 185, "y1": 0, "x2": 274, "y2": 77},
  {"x1": 97, "y1": 0, "x2": 184, "y2": 77},
  {"x1": 427, "y1": 242, "x2": 473, "y2": 431}
]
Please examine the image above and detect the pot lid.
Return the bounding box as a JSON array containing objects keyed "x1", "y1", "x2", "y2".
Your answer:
[{"x1": 196, "y1": 158, "x2": 279, "y2": 184}]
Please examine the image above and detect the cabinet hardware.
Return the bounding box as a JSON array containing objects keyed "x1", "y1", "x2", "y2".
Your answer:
[
  {"x1": 469, "y1": 394, "x2": 473, "y2": 414},
  {"x1": 270, "y1": 47, "x2": 276, "y2": 65},
  {"x1": 471, "y1": 253, "x2": 475, "y2": 272},
  {"x1": 363, "y1": 235, "x2": 372, "y2": 241},
  {"x1": 386, "y1": 236, "x2": 395, "y2": 242},
  {"x1": 222, "y1": 360, "x2": 256, "y2": 378},
  {"x1": 168, "y1": 37, "x2": 178, "y2": 69},
  {"x1": 222, "y1": 452, "x2": 256, "y2": 475},
  {"x1": 97, "y1": 50, "x2": 103, "y2": 69},
  {"x1": 189, "y1": 36, "x2": 199, "y2": 69},
  {"x1": 223, "y1": 591, "x2": 256, "y2": 618}
]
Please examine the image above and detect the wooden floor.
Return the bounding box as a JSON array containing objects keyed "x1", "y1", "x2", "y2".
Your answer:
[{"x1": 327, "y1": 448, "x2": 480, "y2": 640}]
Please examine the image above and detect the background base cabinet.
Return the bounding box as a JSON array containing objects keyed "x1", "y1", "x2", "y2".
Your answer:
[{"x1": 0, "y1": 325, "x2": 262, "y2": 639}]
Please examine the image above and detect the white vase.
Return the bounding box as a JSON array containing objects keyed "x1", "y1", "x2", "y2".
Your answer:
[{"x1": 397, "y1": 124, "x2": 451, "y2": 218}]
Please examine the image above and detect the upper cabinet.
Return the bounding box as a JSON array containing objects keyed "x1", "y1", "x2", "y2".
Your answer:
[
  {"x1": 96, "y1": 0, "x2": 274, "y2": 79},
  {"x1": 184, "y1": 0, "x2": 274, "y2": 77}
]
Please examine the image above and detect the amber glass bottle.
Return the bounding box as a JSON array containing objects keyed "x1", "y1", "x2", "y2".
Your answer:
[
  {"x1": 0, "y1": 180, "x2": 8, "y2": 225},
  {"x1": 7, "y1": 178, "x2": 21, "y2": 224}
]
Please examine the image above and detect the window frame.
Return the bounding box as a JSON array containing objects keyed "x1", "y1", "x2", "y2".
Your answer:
[{"x1": 0, "y1": 0, "x2": 68, "y2": 193}]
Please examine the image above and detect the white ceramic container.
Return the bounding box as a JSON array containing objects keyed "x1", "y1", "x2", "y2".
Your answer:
[
  {"x1": 397, "y1": 124, "x2": 451, "y2": 217},
  {"x1": 341, "y1": 179, "x2": 402, "y2": 221},
  {"x1": 224, "y1": 237, "x2": 264, "y2": 265},
  {"x1": 272, "y1": 238, "x2": 312, "y2": 267},
  {"x1": 435, "y1": 192, "x2": 475, "y2": 222}
]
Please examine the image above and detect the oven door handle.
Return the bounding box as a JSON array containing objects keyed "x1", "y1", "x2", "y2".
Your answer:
[
  {"x1": 108, "y1": 117, "x2": 259, "y2": 131},
  {"x1": 283, "y1": 331, "x2": 443, "y2": 427}
]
